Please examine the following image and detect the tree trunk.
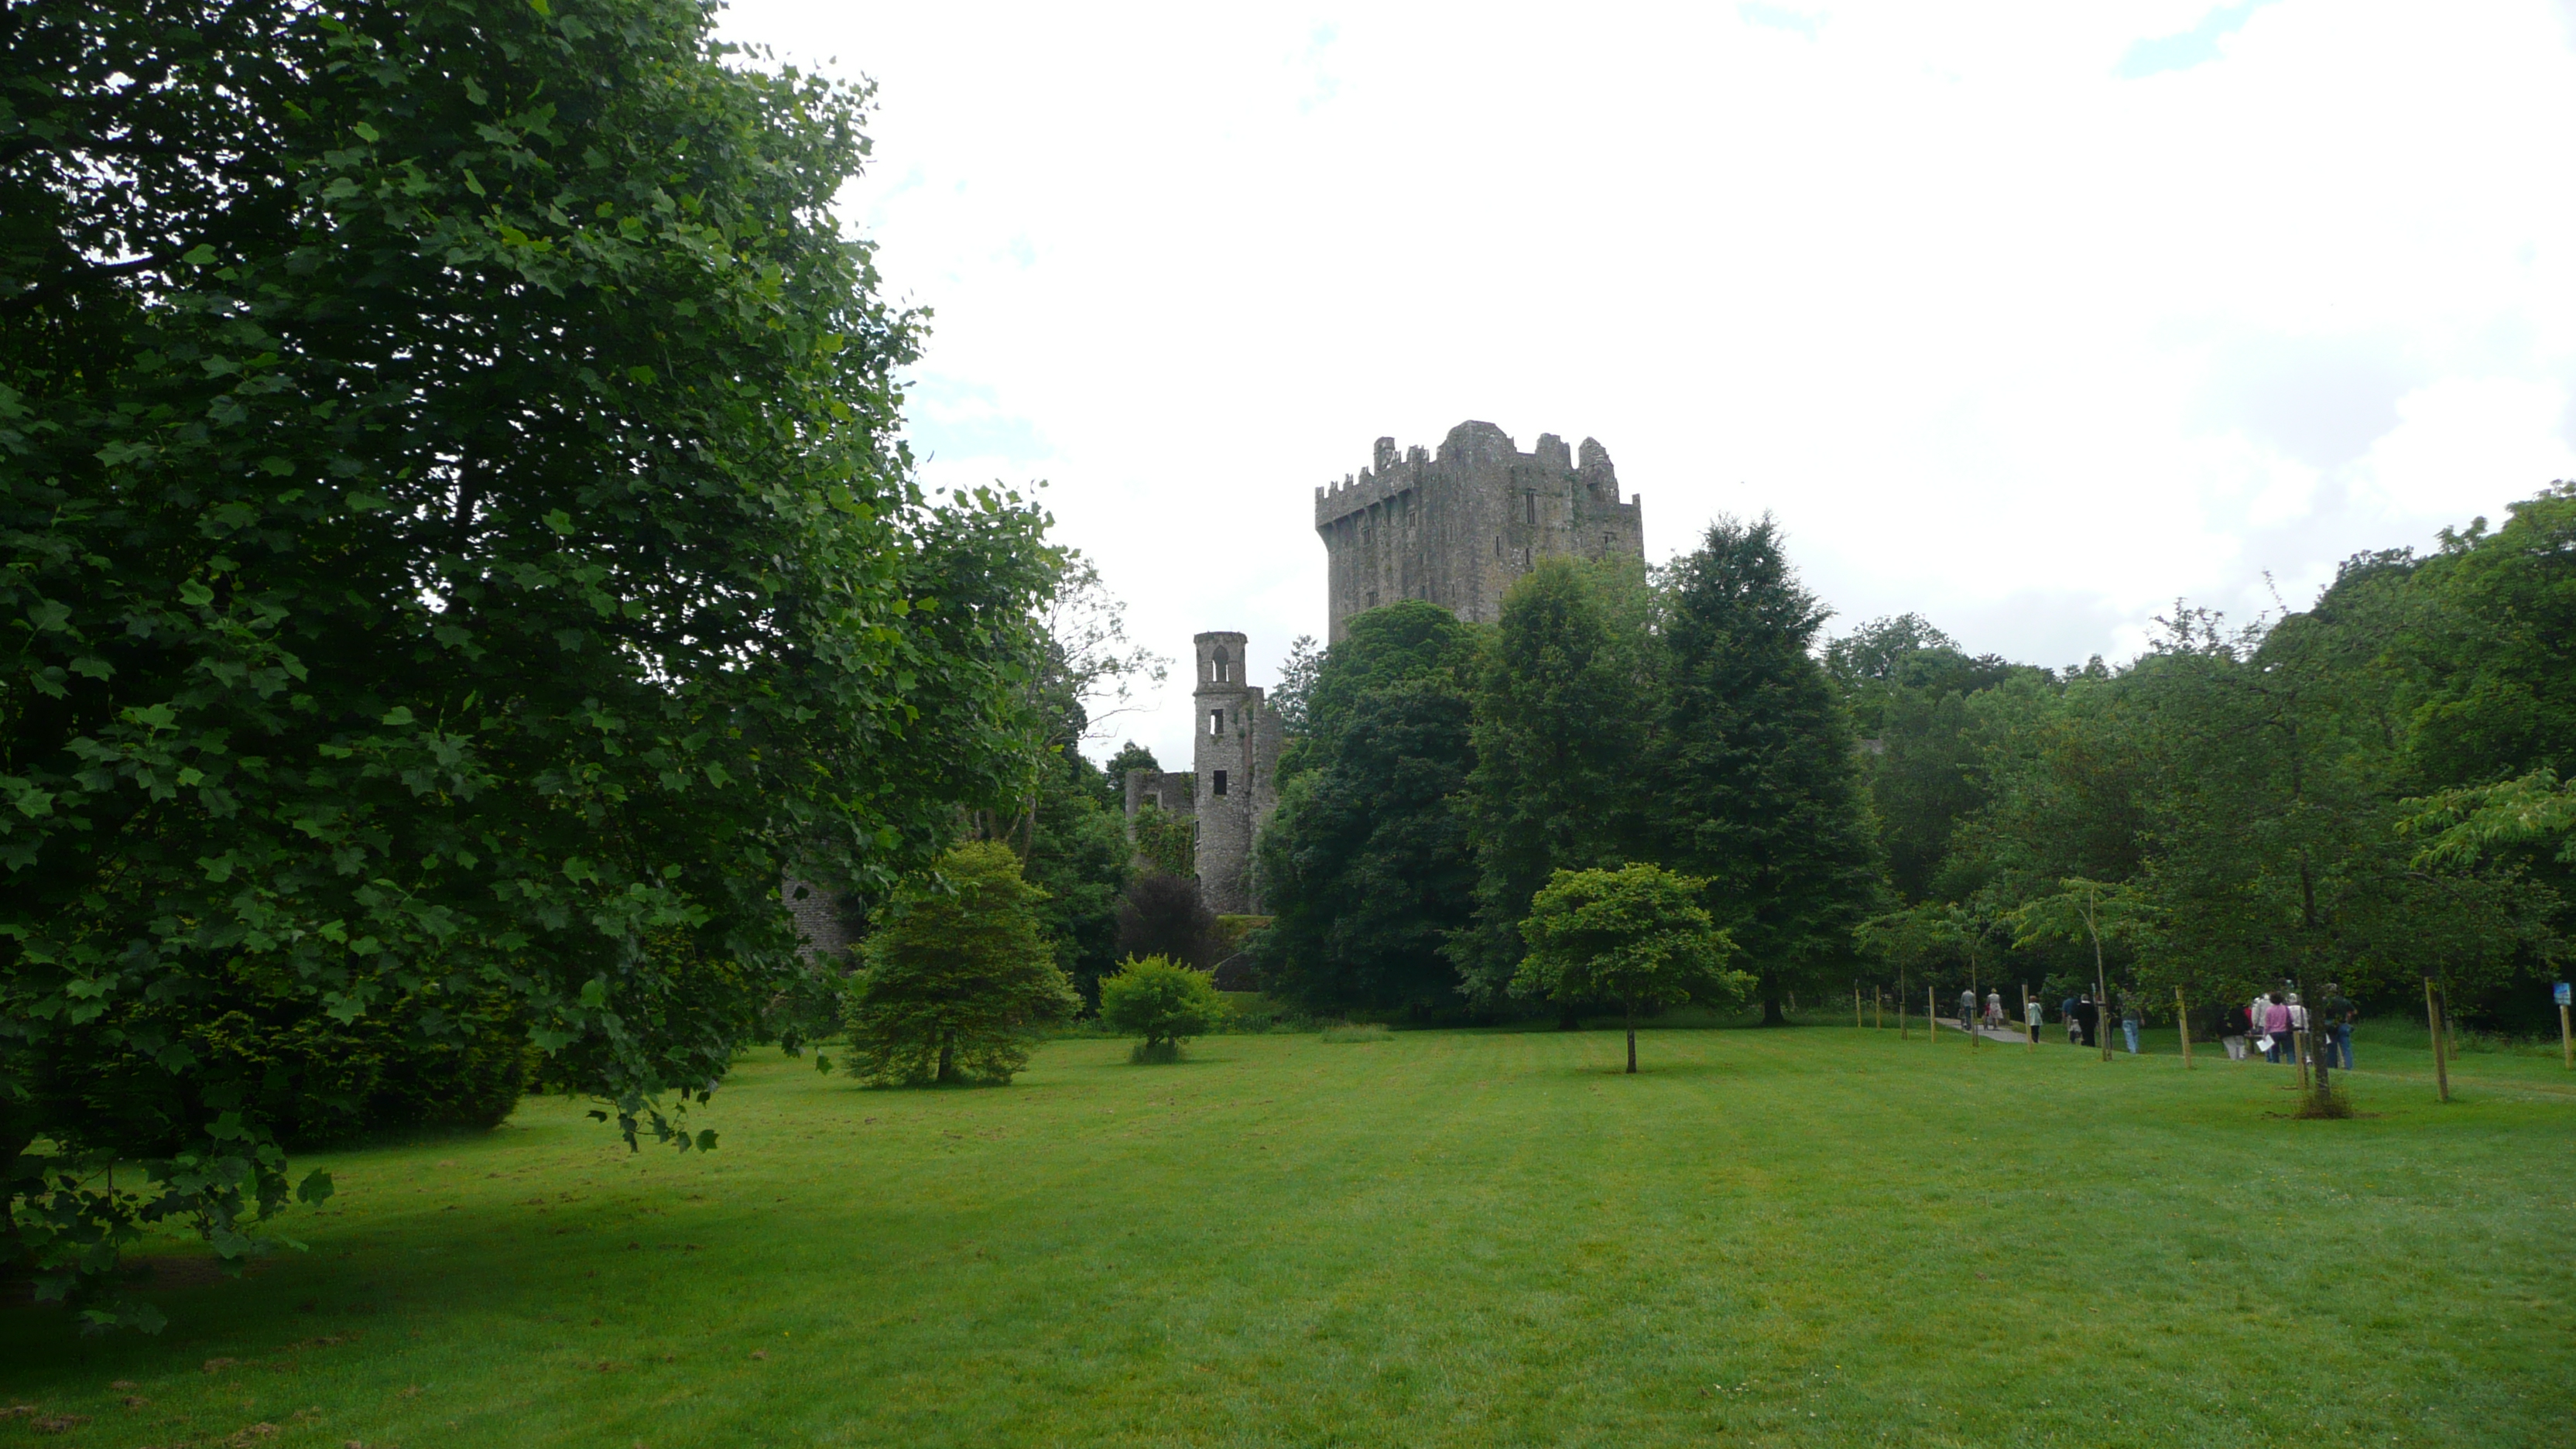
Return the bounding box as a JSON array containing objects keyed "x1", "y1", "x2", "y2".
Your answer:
[
  {"x1": 1625, "y1": 1003, "x2": 1637, "y2": 1074},
  {"x1": 1761, "y1": 992, "x2": 1786, "y2": 1026},
  {"x1": 1557, "y1": 1007, "x2": 1583, "y2": 1031},
  {"x1": 937, "y1": 1037, "x2": 954, "y2": 1083},
  {"x1": 0, "y1": 1132, "x2": 31, "y2": 1286}
]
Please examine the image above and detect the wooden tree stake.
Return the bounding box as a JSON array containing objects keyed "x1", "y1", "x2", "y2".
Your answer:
[
  {"x1": 2175, "y1": 986, "x2": 2193, "y2": 1069},
  {"x1": 2425, "y1": 977, "x2": 2450, "y2": 1104}
]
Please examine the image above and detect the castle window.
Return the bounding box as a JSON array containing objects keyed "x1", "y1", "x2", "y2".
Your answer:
[
  {"x1": 1209, "y1": 708, "x2": 1225, "y2": 736},
  {"x1": 1211, "y1": 644, "x2": 1230, "y2": 683},
  {"x1": 1526, "y1": 492, "x2": 1537, "y2": 525},
  {"x1": 1212, "y1": 769, "x2": 1228, "y2": 796}
]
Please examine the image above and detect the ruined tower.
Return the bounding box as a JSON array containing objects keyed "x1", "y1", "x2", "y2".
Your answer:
[
  {"x1": 1313, "y1": 420, "x2": 1646, "y2": 642},
  {"x1": 1122, "y1": 631, "x2": 1284, "y2": 916}
]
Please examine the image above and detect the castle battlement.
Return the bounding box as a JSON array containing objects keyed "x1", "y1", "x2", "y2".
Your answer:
[
  {"x1": 1312, "y1": 420, "x2": 1645, "y2": 641},
  {"x1": 1314, "y1": 440, "x2": 1432, "y2": 528}
]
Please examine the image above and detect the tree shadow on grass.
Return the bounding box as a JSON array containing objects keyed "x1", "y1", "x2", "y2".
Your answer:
[{"x1": 1561, "y1": 1056, "x2": 1749, "y2": 1080}]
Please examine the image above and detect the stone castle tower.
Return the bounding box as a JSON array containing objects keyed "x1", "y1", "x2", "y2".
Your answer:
[
  {"x1": 1314, "y1": 420, "x2": 1645, "y2": 642},
  {"x1": 1122, "y1": 632, "x2": 1284, "y2": 915}
]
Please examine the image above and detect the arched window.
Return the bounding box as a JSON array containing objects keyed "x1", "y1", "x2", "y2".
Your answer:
[{"x1": 1211, "y1": 645, "x2": 1230, "y2": 683}]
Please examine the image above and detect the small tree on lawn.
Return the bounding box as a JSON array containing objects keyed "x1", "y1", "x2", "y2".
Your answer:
[
  {"x1": 845, "y1": 842, "x2": 1080, "y2": 1085},
  {"x1": 1098, "y1": 955, "x2": 1228, "y2": 1063},
  {"x1": 1516, "y1": 865, "x2": 1749, "y2": 1073}
]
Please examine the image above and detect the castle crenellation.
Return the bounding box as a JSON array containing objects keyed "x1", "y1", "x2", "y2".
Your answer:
[
  {"x1": 1130, "y1": 419, "x2": 1645, "y2": 915},
  {"x1": 1315, "y1": 420, "x2": 1645, "y2": 642}
]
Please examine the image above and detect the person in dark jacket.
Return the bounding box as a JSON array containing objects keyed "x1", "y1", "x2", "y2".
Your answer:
[
  {"x1": 2071, "y1": 995, "x2": 2101, "y2": 1048},
  {"x1": 2321, "y1": 982, "x2": 2358, "y2": 1069},
  {"x1": 2220, "y1": 1002, "x2": 2252, "y2": 1060}
]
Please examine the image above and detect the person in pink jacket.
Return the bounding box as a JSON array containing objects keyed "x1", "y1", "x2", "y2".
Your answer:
[{"x1": 2258, "y1": 992, "x2": 2293, "y2": 1064}]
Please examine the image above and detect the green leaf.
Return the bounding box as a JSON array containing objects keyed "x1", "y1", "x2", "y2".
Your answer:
[
  {"x1": 182, "y1": 244, "x2": 218, "y2": 265},
  {"x1": 353, "y1": 121, "x2": 380, "y2": 142},
  {"x1": 297, "y1": 1170, "x2": 336, "y2": 1205}
]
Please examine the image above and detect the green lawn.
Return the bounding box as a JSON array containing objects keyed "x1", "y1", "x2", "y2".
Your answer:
[{"x1": 8, "y1": 1023, "x2": 2572, "y2": 1447}]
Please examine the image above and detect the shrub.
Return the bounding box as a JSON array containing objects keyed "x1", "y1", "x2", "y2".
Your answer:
[
  {"x1": 1116, "y1": 874, "x2": 1219, "y2": 968},
  {"x1": 844, "y1": 843, "x2": 1081, "y2": 1085},
  {"x1": 1098, "y1": 955, "x2": 1227, "y2": 1060}
]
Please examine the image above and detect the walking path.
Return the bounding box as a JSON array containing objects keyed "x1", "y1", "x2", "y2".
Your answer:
[{"x1": 1934, "y1": 1016, "x2": 2042, "y2": 1045}]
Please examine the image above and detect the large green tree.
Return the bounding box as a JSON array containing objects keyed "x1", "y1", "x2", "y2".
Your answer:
[
  {"x1": 1452, "y1": 564, "x2": 1653, "y2": 1011},
  {"x1": 2, "y1": 0, "x2": 1053, "y2": 1326},
  {"x1": 1825, "y1": 614, "x2": 2025, "y2": 904},
  {"x1": 1255, "y1": 601, "x2": 1479, "y2": 1015},
  {"x1": 1654, "y1": 518, "x2": 1879, "y2": 1023}
]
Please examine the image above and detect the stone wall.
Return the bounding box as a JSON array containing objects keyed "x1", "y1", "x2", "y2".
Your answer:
[
  {"x1": 1121, "y1": 767, "x2": 1198, "y2": 830},
  {"x1": 1314, "y1": 420, "x2": 1646, "y2": 642},
  {"x1": 782, "y1": 876, "x2": 853, "y2": 963}
]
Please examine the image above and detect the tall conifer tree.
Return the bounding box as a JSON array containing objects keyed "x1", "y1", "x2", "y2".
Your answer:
[
  {"x1": 1452, "y1": 562, "x2": 1650, "y2": 1010},
  {"x1": 1656, "y1": 519, "x2": 1879, "y2": 1023}
]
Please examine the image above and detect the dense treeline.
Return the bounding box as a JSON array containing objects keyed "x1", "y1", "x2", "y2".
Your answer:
[
  {"x1": 1252, "y1": 488, "x2": 2576, "y2": 1035},
  {"x1": 1256, "y1": 520, "x2": 1878, "y2": 1023},
  {"x1": 1852, "y1": 485, "x2": 2574, "y2": 1032}
]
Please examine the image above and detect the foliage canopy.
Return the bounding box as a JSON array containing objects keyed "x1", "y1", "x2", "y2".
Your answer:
[{"x1": 2, "y1": 0, "x2": 1055, "y2": 1325}]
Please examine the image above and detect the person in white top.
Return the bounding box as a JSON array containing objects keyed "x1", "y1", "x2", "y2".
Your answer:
[
  {"x1": 2024, "y1": 995, "x2": 2043, "y2": 1043},
  {"x1": 1984, "y1": 991, "x2": 2005, "y2": 1030},
  {"x1": 2287, "y1": 993, "x2": 2310, "y2": 1066}
]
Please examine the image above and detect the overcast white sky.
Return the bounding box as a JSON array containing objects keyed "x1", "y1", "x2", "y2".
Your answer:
[{"x1": 720, "y1": 0, "x2": 2576, "y2": 769}]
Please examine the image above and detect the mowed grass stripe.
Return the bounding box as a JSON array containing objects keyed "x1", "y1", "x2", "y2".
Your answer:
[{"x1": 5, "y1": 1026, "x2": 2569, "y2": 1447}]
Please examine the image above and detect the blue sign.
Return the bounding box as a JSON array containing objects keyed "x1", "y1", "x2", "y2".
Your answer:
[{"x1": 2558, "y1": 982, "x2": 2572, "y2": 1007}]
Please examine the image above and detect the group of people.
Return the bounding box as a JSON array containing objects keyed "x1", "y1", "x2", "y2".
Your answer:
[
  {"x1": 1953, "y1": 988, "x2": 2137, "y2": 1051},
  {"x1": 2049, "y1": 992, "x2": 2140, "y2": 1052},
  {"x1": 2218, "y1": 985, "x2": 2357, "y2": 1068},
  {"x1": 1943, "y1": 985, "x2": 2358, "y2": 1065}
]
